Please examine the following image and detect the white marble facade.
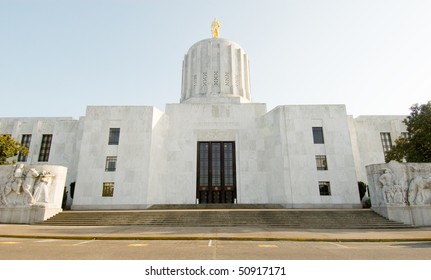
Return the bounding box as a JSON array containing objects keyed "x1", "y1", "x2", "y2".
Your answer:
[{"x1": 0, "y1": 37, "x2": 409, "y2": 210}]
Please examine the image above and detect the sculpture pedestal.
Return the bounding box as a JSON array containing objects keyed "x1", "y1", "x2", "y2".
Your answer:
[
  {"x1": 373, "y1": 205, "x2": 431, "y2": 226},
  {"x1": 0, "y1": 206, "x2": 62, "y2": 224}
]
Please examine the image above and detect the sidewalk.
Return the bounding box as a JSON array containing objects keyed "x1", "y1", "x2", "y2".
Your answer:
[{"x1": 1, "y1": 224, "x2": 431, "y2": 242}]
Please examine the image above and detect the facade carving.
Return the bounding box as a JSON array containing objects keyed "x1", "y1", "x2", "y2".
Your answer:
[
  {"x1": 367, "y1": 161, "x2": 431, "y2": 226},
  {"x1": 0, "y1": 164, "x2": 55, "y2": 207},
  {"x1": 368, "y1": 161, "x2": 431, "y2": 206},
  {"x1": 408, "y1": 175, "x2": 431, "y2": 205}
]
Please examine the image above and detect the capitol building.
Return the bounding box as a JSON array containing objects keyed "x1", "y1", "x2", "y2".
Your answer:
[{"x1": 0, "y1": 22, "x2": 407, "y2": 210}]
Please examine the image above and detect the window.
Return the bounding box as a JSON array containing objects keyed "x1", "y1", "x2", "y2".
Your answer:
[
  {"x1": 38, "y1": 134, "x2": 52, "y2": 162},
  {"x1": 312, "y1": 127, "x2": 324, "y2": 144},
  {"x1": 315, "y1": 155, "x2": 328, "y2": 170},
  {"x1": 380, "y1": 132, "x2": 393, "y2": 156},
  {"x1": 401, "y1": 132, "x2": 409, "y2": 139},
  {"x1": 108, "y1": 128, "x2": 120, "y2": 145},
  {"x1": 319, "y1": 181, "x2": 331, "y2": 196},
  {"x1": 102, "y1": 182, "x2": 114, "y2": 197},
  {"x1": 18, "y1": 134, "x2": 32, "y2": 162},
  {"x1": 105, "y1": 156, "x2": 117, "y2": 172}
]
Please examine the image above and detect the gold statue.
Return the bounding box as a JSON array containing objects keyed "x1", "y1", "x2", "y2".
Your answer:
[{"x1": 211, "y1": 18, "x2": 221, "y2": 38}]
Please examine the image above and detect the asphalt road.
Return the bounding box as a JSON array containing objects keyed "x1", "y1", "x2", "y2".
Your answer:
[{"x1": 1, "y1": 237, "x2": 431, "y2": 260}]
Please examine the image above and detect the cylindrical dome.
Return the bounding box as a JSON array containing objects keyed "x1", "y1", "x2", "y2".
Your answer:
[{"x1": 180, "y1": 38, "x2": 251, "y2": 103}]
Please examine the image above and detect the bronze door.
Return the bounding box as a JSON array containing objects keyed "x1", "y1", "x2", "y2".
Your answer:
[{"x1": 197, "y1": 142, "x2": 236, "y2": 204}]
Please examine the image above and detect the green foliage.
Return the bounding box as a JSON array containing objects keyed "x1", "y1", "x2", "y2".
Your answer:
[
  {"x1": 386, "y1": 101, "x2": 431, "y2": 163},
  {"x1": 385, "y1": 137, "x2": 409, "y2": 162},
  {"x1": 0, "y1": 135, "x2": 28, "y2": 165}
]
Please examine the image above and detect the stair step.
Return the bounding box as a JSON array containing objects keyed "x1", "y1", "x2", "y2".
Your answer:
[{"x1": 40, "y1": 208, "x2": 413, "y2": 229}]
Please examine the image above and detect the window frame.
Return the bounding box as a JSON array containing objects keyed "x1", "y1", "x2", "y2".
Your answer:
[
  {"x1": 315, "y1": 155, "x2": 328, "y2": 171},
  {"x1": 380, "y1": 132, "x2": 393, "y2": 156},
  {"x1": 318, "y1": 181, "x2": 331, "y2": 196},
  {"x1": 108, "y1": 128, "x2": 120, "y2": 145},
  {"x1": 312, "y1": 127, "x2": 325, "y2": 144},
  {"x1": 102, "y1": 182, "x2": 114, "y2": 197},
  {"x1": 17, "y1": 134, "x2": 32, "y2": 162},
  {"x1": 38, "y1": 134, "x2": 53, "y2": 162},
  {"x1": 105, "y1": 156, "x2": 117, "y2": 172}
]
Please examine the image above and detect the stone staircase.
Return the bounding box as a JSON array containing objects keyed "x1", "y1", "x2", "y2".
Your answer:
[{"x1": 40, "y1": 205, "x2": 413, "y2": 229}]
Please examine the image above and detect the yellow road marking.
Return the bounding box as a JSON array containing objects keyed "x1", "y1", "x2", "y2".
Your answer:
[
  {"x1": 258, "y1": 244, "x2": 278, "y2": 248},
  {"x1": 128, "y1": 244, "x2": 149, "y2": 247},
  {"x1": 0, "y1": 241, "x2": 21, "y2": 245}
]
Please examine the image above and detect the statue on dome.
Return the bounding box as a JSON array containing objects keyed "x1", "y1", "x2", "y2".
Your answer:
[{"x1": 211, "y1": 18, "x2": 221, "y2": 38}]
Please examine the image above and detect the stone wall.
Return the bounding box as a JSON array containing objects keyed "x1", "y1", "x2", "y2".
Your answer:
[
  {"x1": 72, "y1": 106, "x2": 159, "y2": 209},
  {"x1": 351, "y1": 116, "x2": 406, "y2": 183}
]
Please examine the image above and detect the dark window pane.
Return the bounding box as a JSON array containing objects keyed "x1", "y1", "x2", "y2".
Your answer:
[
  {"x1": 38, "y1": 134, "x2": 52, "y2": 162},
  {"x1": 319, "y1": 181, "x2": 331, "y2": 196},
  {"x1": 108, "y1": 128, "x2": 120, "y2": 145},
  {"x1": 380, "y1": 132, "x2": 392, "y2": 157},
  {"x1": 105, "y1": 156, "x2": 117, "y2": 171},
  {"x1": 312, "y1": 127, "x2": 324, "y2": 144},
  {"x1": 18, "y1": 134, "x2": 31, "y2": 162}
]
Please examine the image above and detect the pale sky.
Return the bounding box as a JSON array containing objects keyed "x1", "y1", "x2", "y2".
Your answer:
[{"x1": 1, "y1": 0, "x2": 430, "y2": 119}]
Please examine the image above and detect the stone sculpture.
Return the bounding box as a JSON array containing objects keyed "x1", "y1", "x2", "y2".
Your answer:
[
  {"x1": 0, "y1": 164, "x2": 67, "y2": 224},
  {"x1": 377, "y1": 168, "x2": 407, "y2": 205},
  {"x1": 22, "y1": 168, "x2": 39, "y2": 204},
  {"x1": 408, "y1": 175, "x2": 431, "y2": 205},
  {"x1": 368, "y1": 161, "x2": 431, "y2": 206},
  {"x1": 33, "y1": 171, "x2": 53, "y2": 205},
  {"x1": 0, "y1": 164, "x2": 55, "y2": 207},
  {"x1": 366, "y1": 161, "x2": 431, "y2": 226},
  {"x1": 11, "y1": 163, "x2": 25, "y2": 194},
  {"x1": 211, "y1": 18, "x2": 220, "y2": 38}
]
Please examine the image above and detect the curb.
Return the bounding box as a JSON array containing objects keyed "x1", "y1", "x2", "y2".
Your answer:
[{"x1": 2, "y1": 234, "x2": 431, "y2": 242}]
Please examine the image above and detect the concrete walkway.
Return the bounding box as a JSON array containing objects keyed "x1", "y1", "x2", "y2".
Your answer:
[{"x1": 1, "y1": 224, "x2": 431, "y2": 242}]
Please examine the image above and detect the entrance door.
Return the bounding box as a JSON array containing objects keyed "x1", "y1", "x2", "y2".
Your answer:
[{"x1": 197, "y1": 142, "x2": 236, "y2": 204}]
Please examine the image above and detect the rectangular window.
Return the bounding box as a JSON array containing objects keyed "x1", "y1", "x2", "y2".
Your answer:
[
  {"x1": 380, "y1": 132, "x2": 393, "y2": 156},
  {"x1": 319, "y1": 181, "x2": 331, "y2": 196},
  {"x1": 17, "y1": 134, "x2": 32, "y2": 162},
  {"x1": 315, "y1": 155, "x2": 328, "y2": 170},
  {"x1": 108, "y1": 128, "x2": 120, "y2": 145},
  {"x1": 102, "y1": 182, "x2": 114, "y2": 197},
  {"x1": 312, "y1": 127, "x2": 324, "y2": 144},
  {"x1": 401, "y1": 132, "x2": 409, "y2": 139},
  {"x1": 105, "y1": 156, "x2": 117, "y2": 172},
  {"x1": 38, "y1": 134, "x2": 52, "y2": 162}
]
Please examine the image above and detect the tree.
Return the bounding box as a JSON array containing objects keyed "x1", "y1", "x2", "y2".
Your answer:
[
  {"x1": 0, "y1": 135, "x2": 28, "y2": 165},
  {"x1": 386, "y1": 101, "x2": 431, "y2": 163}
]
